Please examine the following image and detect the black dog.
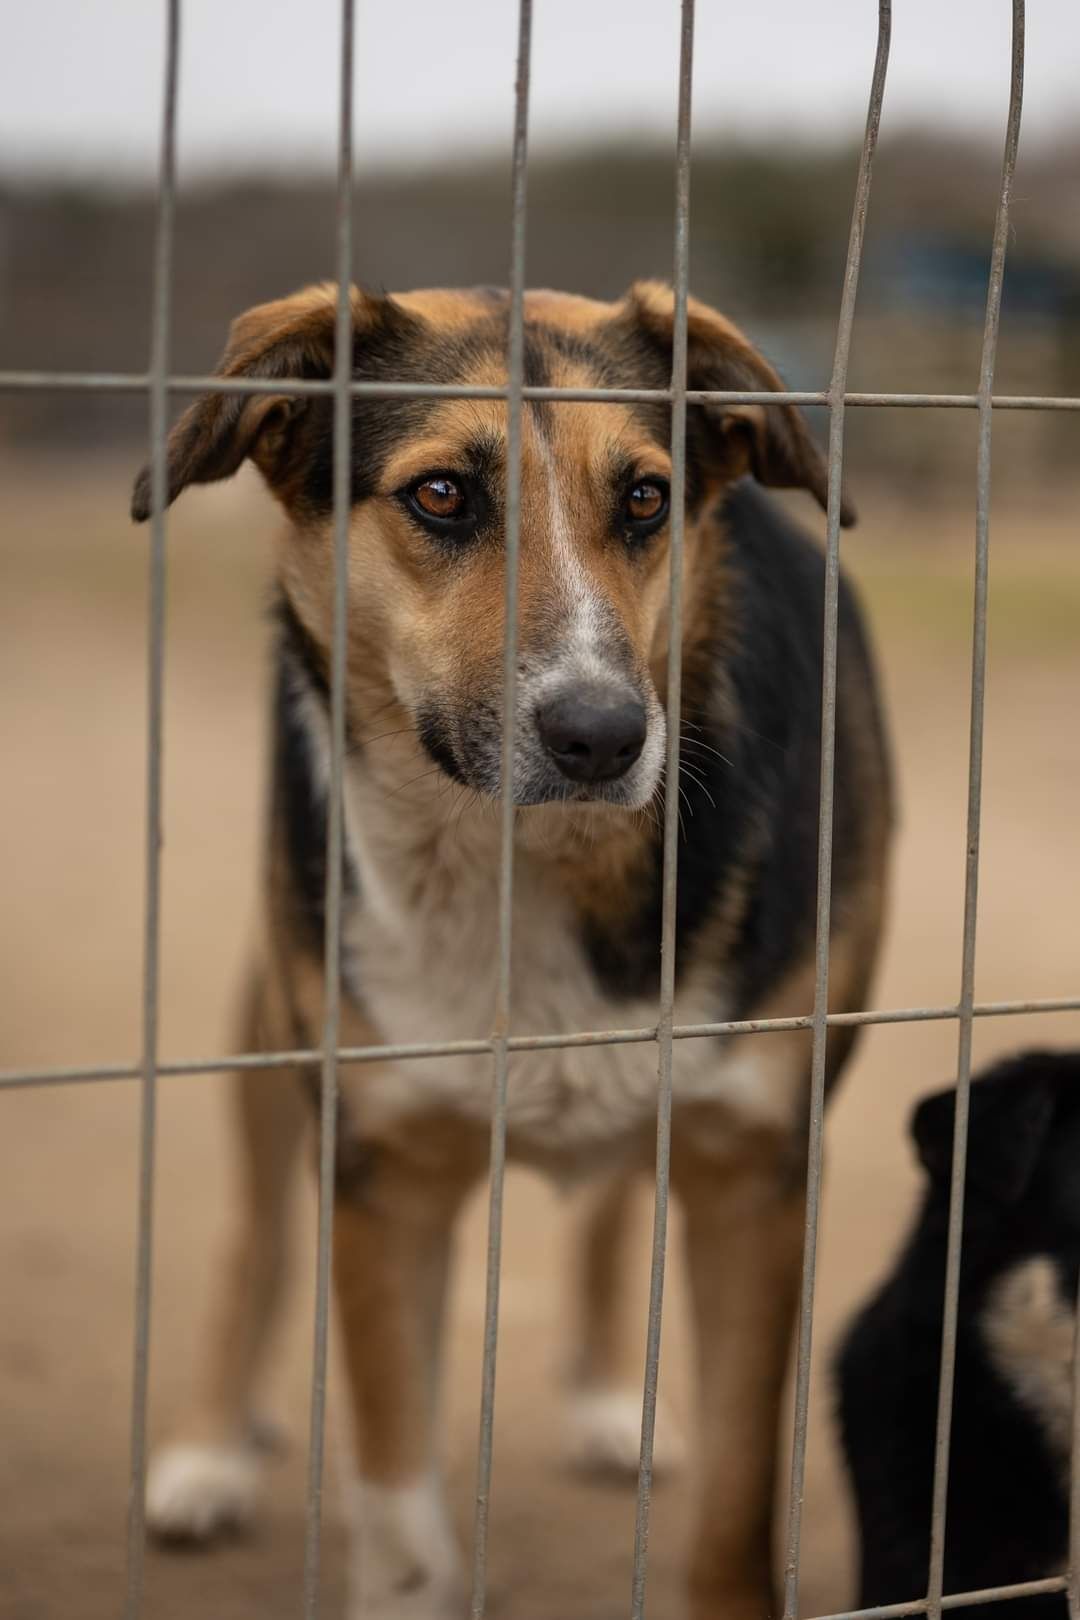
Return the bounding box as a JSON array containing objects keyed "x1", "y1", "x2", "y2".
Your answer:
[{"x1": 838, "y1": 1049, "x2": 1080, "y2": 1620}]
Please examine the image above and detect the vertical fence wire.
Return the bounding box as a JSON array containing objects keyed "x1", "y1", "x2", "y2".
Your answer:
[
  {"x1": 629, "y1": 5, "x2": 695, "y2": 1615},
  {"x1": 782, "y1": 8, "x2": 892, "y2": 1617},
  {"x1": 925, "y1": 8, "x2": 1025, "y2": 1617},
  {"x1": 123, "y1": 2, "x2": 180, "y2": 1614},
  {"x1": 301, "y1": 1, "x2": 355, "y2": 1612},
  {"x1": 469, "y1": 3, "x2": 532, "y2": 1614}
]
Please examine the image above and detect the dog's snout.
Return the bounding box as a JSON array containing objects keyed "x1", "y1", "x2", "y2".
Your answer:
[{"x1": 536, "y1": 686, "x2": 647, "y2": 784}]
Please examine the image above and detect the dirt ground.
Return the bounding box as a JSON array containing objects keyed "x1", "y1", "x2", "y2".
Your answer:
[{"x1": 2, "y1": 453, "x2": 1078, "y2": 1620}]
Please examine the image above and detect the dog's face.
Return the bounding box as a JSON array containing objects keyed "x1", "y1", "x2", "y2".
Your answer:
[
  {"x1": 132, "y1": 281, "x2": 845, "y2": 807},
  {"x1": 912, "y1": 1049, "x2": 1080, "y2": 1251}
]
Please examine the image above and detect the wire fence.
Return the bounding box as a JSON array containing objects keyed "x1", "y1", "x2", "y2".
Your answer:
[{"x1": 2, "y1": 1, "x2": 1078, "y2": 1618}]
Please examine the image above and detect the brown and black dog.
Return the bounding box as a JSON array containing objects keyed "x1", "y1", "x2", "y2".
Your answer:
[{"x1": 132, "y1": 281, "x2": 892, "y2": 1620}]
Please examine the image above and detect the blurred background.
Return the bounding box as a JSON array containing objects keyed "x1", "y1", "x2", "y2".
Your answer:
[{"x1": 2, "y1": 3, "x2": 1078, "y2": 1617}]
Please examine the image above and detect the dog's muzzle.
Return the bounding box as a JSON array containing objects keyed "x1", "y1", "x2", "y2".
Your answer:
[{"x1": 535, "y1": 682, "x2": 647, "y2": 785}]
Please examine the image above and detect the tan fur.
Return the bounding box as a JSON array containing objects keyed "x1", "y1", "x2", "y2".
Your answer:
[
  {"x1": 333, "y1": 1117, "x2": 487, "y2": 1485},
  {"x1": 521, "y1": 288, "x2": 615, "y2": 330},
  {"x1": 631, "y1": 280, "x2": 856, "y2": 525},
  {"x1": 571, "y1": 1171, "x2": 646, "y2": 1394},
  {"x1": 673, "y1": 1122, "x2": 808, "y2": 1620}
]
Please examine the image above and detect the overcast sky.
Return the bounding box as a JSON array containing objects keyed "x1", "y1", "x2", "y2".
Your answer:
[{"x1": 3, "y1": 1, "x2": 1077, "y2": 180}]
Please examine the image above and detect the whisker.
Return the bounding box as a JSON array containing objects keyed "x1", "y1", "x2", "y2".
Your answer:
[
  {"x1": 675, "y1": 702, "x2": 784, "y2": 758},
  {"x1": 354, "y1": 726, "x2": 417, "y2": 749},
  {"x1": 679, "y1": 731, "x2": 734, "y2": 770},
  {"x1": 451, "y1": 784, "x2": 484, "y2": 845},
  {"x1": 679, "y1": 765, "x2": 717, "y2": 810},
  {"x1": 384, "y1": 765, "x2": 445, "y2": 801}
]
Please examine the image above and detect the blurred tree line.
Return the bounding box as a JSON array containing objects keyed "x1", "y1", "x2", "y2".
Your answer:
[{"x1": 2, "y1": 131, "x2": 1077, "y2": 492}]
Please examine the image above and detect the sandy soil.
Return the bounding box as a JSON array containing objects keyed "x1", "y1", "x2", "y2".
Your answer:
[{"x1": 2, "y1": 456, "x2": 1078, "y2": 1620}]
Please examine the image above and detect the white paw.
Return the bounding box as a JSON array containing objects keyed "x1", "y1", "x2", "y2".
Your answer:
[
  {"x1": 146, "y1": 1441, "x2": 261, "y2": 1541},
  {"x1": 565, "y1": 1386, "x2": 685, "y2": 1481},
  {"x1": 345, "y1": 1474, "x2": 463, "y2": 1620}
]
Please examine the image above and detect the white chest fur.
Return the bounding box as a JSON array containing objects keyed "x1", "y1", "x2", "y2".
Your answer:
[
  {"x1": 982, "y1": 1257, "x2": 1075, "y2": 1488},
  {"x1": 337, "y1": 761, "x2": 792, "y2": 1166}
]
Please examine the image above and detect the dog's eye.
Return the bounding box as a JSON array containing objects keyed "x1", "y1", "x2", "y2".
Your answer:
[
  {"x1": 623, "y1": 478, "x2": 670, "y2": 535},
  {"x1": 411, "y1": 476, "x2": 466, "y2": 521}
]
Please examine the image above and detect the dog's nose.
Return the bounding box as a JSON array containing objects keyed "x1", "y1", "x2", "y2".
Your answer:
[{"x1": 536, "y1": 687, "x2": 647, "y2": 783}]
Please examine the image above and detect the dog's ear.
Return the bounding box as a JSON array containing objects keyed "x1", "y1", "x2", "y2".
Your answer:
[
  {"x1": 130, "y1": 283, "x2": 411, "y2": 521},
  {"x1": 623, "y1": 280, "x2": 855, "y2": 527},
  {"x1": 911, "y1": 1052, "x2": 1061, "y2": 1205}
]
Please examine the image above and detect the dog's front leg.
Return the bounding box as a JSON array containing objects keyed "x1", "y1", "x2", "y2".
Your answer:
[
  {"x1": 673, "y1": 1114, "x2": 807, "y2": 1620},
  {"x1": 333, "y1": 1115, "x2": 483, "y2": 1620},
  {"x1": 564, "y1": 1170, "x2": 685, "y2": 1478}
]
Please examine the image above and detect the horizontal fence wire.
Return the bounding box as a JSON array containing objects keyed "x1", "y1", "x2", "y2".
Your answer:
[
  {"x1": 300, "y1": 0, "x2": 354, "y2": 1613},
  {"x1": 783, "y1": 7, "x2": 892, "y2": 1616},
  {"x1": 122, "y1": 1, "x2": 178, "y2": 1615},
  {"x1": 927, "y1": 8, "x2": 1026, "y2": 1620},
  {"x1": 3, "y1": 996, "x2": 1080, "y2": 1092},
  {"x1": 2, "y1": 369, "x2": 1079, "y2": 410},
  {"x1": 4, "y1": 0, "x2": 1074, "y2": 1618},
  {"x1": 468, "y1": 3, "x2": 531, "y2": 1614},
  {"x1": 799, "y1": 1576, "x2": 1070, "y2": 1620}
]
